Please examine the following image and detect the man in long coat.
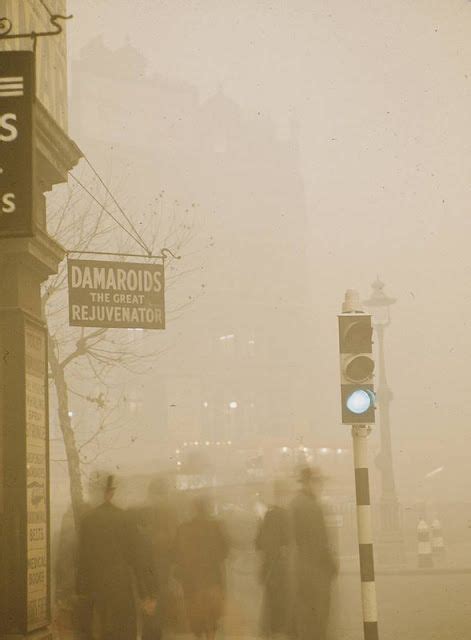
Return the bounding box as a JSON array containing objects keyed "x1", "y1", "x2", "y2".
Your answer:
[
  {"x1": 255, "y1": 478, "x2": 293, "y2": 638},
  {"x1": 290, "y1": 467, "x2": 337, "y2": 640},
  {"x1": 77, "y1": 474, "x2": 147, "y2": 640}
]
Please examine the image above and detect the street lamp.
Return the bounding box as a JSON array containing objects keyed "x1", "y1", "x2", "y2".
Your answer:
[{"x1": 363, "y1": 278, "x2": 405, "y2": 564}]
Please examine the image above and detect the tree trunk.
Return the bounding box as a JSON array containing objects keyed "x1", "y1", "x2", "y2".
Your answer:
[{"x1": 48, "y1": 332, "x2": 85, "y2": 529}]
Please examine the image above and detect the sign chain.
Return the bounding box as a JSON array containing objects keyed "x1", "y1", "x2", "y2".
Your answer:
[{"x1": 68, "y1": 172, "x2": 151, "y2": 256}]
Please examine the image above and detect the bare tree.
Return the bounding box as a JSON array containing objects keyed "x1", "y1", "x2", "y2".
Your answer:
[{"x1": 44, "y1": 166, "x2": 204, "y2": 527}]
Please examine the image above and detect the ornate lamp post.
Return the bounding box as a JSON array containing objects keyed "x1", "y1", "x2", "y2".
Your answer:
[{"x1": 364, "y1": 278, "x2": 404, "y2": 564}]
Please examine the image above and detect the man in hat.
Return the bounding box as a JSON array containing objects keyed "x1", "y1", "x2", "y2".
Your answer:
[
  {"x1": 290, "y1": 466, "x2": 337, "y2": 640},
  {"x1": 77, "y1": 472, "x2": 149, "y2": 640}
]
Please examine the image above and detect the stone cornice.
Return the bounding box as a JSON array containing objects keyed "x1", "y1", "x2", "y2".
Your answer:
[
  {"x1": 34, "y1": 99, "x2": 82, "y2": 192},
  {"x1": 0, "y1": 226, "x2": 65, "y2": 279}
]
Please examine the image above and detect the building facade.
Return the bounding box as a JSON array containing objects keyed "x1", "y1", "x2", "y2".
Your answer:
[
  {"x1": 70, "y1": 37, "x2": 316, "y2": 469},
  {"x1": 0, "y1": 2, "x2": 80, "y2": 637}
]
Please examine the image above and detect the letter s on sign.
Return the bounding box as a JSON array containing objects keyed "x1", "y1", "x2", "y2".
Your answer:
[
  {"x1": 0, "y1": 113, "x2": 18, "y2": 142},
  {"x1": 1, "y1": 193, "x2": 16, "y2": 214}
]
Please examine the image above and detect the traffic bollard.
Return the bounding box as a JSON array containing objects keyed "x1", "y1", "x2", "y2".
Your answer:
[{"x1": 417, "y1": 519, "x2": 433, "y2": 568}]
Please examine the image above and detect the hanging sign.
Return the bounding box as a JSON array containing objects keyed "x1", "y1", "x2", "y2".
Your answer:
[
  {"x1": 0, "y1": 50, "x2": 35, "y2": 237},
  {"x1": 67, "y1": 259, "x2": 165, "y2": 329}
]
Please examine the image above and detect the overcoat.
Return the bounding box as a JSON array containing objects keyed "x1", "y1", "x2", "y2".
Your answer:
[
  {"x1": 77, "y1": 502, "x2": 142, "y2": 640},
  {"x1": 135, "y1": 502, "x2": 181, "y2": 639},
  {"x1": 174, "y1": 515, "x2": 229, "y2": 636},
  {"x1": 290, "y1": 492, "x2": 337, "y2": 640},
  {"x1": 255, "y1": 504, "x2": 293, "y2": 637}
]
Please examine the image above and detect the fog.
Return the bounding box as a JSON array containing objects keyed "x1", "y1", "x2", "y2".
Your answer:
[
  {"x1": 60, "y1": 0, "x2": 471, "y2": 496},
  {"x1": 25, "y1": 0, "x2": 471, "y2": 638}
]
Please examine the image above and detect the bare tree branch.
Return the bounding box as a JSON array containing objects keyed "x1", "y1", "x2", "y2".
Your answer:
[{"x1": 44, "y1": 166, "x2": 204, "y2": 526}]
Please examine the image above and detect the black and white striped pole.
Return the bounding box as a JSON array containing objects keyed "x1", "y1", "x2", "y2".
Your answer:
[
  {"x1": 339, "y1": 290, "x2": 379, "y2": 640},
  {"x1": 352, "y1": 424, "x2": 379, "y2": 640}
]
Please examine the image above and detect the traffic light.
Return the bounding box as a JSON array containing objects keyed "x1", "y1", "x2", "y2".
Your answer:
[{"x1": 338, "y1": 312, "x2": 376, "y2": 424}]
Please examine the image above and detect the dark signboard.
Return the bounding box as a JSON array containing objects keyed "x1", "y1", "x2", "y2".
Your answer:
[
  {"x1": 0, "y1": 51, "x2": 35, "y2": 237},
  {"x1": 67, "y1": 259, "x2": 166, "y2": 329}
]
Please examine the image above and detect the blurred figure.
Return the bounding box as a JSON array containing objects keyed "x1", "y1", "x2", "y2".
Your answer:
[
  {"x1": 53, "y1": 505, "x2": 87, "y2": 639},
  {"x1": 291, "y1": 467, "x2": 337, "y2": 640},
  {"x1": 137, "y1": 475, "x2": 181, "y2": 640},
  {"x1": 175, "y1": 495, "x2": 230, "y2": 640},
  {"x1": 77, "y1": 473, "x2": 149, "y2": 640},
  {"x1": 255, "y1": 478, "x2": 293, "y2": 638}
]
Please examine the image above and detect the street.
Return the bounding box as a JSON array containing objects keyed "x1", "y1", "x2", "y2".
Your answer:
[
  {"x1": 334, "y1": 571, "x2": 471, "y2": 640},
  {"x1": 50, "y1": 564, "x2": 471, "y2": 640},
  {"x1": 220, "y1": 550, "x2": 471, "y2": 639}
]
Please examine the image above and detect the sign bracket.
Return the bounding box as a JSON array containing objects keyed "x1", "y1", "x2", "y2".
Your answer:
[{"x1": 0, "y1": 14, "x2": 73, "y2": 46}]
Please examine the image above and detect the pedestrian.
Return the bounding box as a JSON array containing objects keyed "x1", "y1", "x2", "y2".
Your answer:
[
  {"x1": 174, "y1": 494, "x2": 230, "y2": 640},
  {"x1": 255, "y1": 477, "x2": 294, "y2": 638},
  {"x1": 53, "y1": 505, "x2": 85, "y2": 639},
  {"x1": 76, "y1": 473, "x2": 150, "y2": 640},
  {"x1": 137, "y1": 475, "x2": 181, "y2": 640},
  {"x1": 290, "y1": 467, "x2": 337, "y2": 640}
]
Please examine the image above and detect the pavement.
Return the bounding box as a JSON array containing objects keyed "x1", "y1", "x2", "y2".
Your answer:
[
  {"x1": 328, "y1": 544, "x2": 471, "y2": 639},
  {"x1": 332, "y1": 570, "x2": 471, "y2": 640},
  {"x1": 52, "y1": 546, "x2": 471, "y2": 639},
  {"x1": 225, "y1": 547, "x2": 471, "y2": 639}
]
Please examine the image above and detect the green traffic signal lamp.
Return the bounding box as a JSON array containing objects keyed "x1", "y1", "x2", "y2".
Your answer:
[
  {"x1": 347, "y1": 389, "x2": 371, "y2": 414},
  {"x1": 341, "y1": 384, "x2": 376, "y2": 423},
  {"x1": 346, "y1": 388, "x2": 375, "y2": 414}
]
